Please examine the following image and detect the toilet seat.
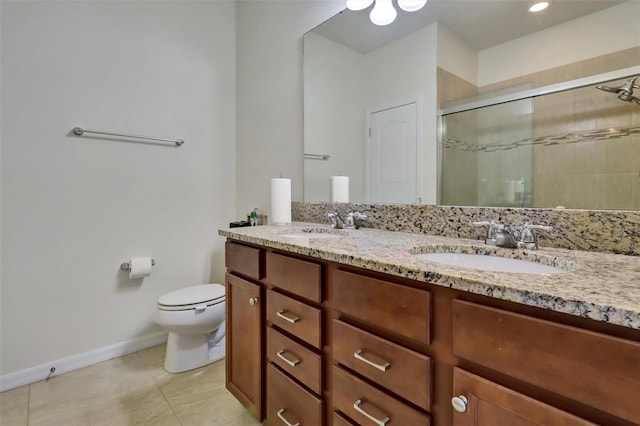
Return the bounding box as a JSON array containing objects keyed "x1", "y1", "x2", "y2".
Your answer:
[{"x1": 158, "y1": 284, "x2": 225, "y2": 312}]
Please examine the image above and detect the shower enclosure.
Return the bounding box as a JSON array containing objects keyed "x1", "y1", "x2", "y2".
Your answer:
[{"x1": 440, "y1": 66, "x2": 640, "y2": 210}]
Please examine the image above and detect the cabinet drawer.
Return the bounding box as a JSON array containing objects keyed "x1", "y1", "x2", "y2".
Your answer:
[
  {"x1": 225, "y1": 242, "x2": 262, "y2": 280},
  {"x1": 453, "y1": 300, "x2": 640, "y2": 424},
  {"x1": 333, "y1": 366, "x2": 430, "y2": 426},
  {"x1": 332, "y1": 270, "x2": 431, "y2": 345},
  {"x1": 267, "y1": 327, "x2": 322, "y2": 395},
  {"x1": 333, "y1": 319, "x2": 432, "y2": 411},
  {"x1": 266, "y1": 252, "x2": 322, "y2": 303},
  {"x1": 265, "y1": 363, "x2": 323, "y2": 426},
  {"x1": 333, "y1": 411, "x2": 355, "y2": 426},
  {"x1": 453, "y1": 368, "x2": 594, "y2": 426},
  {"x1": 267, "y1": 289, "x2": 322, "y2": 349}
]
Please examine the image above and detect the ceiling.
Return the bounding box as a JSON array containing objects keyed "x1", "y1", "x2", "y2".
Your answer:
[{"x1": 310, "y1": 0, "x2": 628, "y2": 53}]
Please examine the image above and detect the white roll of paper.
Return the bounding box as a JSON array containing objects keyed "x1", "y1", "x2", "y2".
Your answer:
[
  {"x1": 271, "y1": 178, "x2": 291, "y2": 224},
  {"x1": 129, "y1": 257, "x2": 153, "y2": 279},
  {"x1": 330, "y1": 176, "x2": 349, "y2": 203}
]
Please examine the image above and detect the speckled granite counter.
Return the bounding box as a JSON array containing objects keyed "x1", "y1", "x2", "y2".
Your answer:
[{"x1": 219, "y1": 223, "x2": 640, "y2": 330}]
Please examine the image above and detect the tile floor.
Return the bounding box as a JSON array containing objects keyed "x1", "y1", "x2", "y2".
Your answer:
[{"x1": 0, "y1": 344, "x2": 260, "y2": 425}]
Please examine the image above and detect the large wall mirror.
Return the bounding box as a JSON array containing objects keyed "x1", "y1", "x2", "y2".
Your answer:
[{"x1": 303, "y1": 0, "x2": 640, "y2": 210}]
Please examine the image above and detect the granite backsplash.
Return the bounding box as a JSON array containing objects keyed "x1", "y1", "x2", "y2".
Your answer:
[{"x1": 292, "y1": 202, "x2": 640, "y2": 256}]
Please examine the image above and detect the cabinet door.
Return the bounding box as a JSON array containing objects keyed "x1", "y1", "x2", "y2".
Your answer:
[
  {"x1": 226, "y1": 273, "x2": 263, "y2": 421},
  {"x1": 452, "y1": 368, "x2": 594, "y2": 426}
]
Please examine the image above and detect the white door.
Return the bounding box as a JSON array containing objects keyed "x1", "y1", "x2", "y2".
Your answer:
[{"x1": 369, "y1": 102, "x2": 418, "y2": 203}]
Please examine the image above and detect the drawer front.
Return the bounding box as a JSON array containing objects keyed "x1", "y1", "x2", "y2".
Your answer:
[
  {"x1": 453, "y1": 368, "x2": 595, "y2": 426},
  {"x1": 333, "y1": 412, "x2": 355, "y2": 426},
  {"x1": 333, "y1": 319, "x2": 432, "y2": 411},
  {"x1": 266, "y1": 252, "x2": 322, "y2": 303},
  {"x1": 225, "y1": 241, "x2": 262, "y2": 280},
  {"x1": 332, "y1": 270, "x2": 431, "y2": 345},
  {"x1": 267, "y1": 289, "x2": 322, "y2": 349},
  {"x1": 265, "y1": 363, "x2": 323, "y2": 426},
  {"x1": 453, "y1": 300, "x2": 640, "y2": 424},
  {"x1": 333, "y1": 366, "x2": 430, "y2": 426},
  {"x1": 267, "y1": 327, "x2": 322, "y2": 395}
]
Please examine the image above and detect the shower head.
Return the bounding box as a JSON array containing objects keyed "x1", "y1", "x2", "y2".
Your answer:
[{"x1": 596, "y1": 76, "x2": 640, "y2": 104}]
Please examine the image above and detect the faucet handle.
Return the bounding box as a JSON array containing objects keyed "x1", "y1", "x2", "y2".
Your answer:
[
  {"x1": 327, "y1": 212, "x2": 339, "y2": 228},
  {"x1": 473, "y1": 221, "x2": 500, "y2": 245},
  {"x1": 517, "y1": 223, "x2": 552, "y2": 249}
]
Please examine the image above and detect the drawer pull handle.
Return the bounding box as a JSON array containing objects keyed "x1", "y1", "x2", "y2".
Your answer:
[
  {"x1": 353, "y1": 399, "x2": 389, "y2": 426},
  {"x1": 248, "y1": 297, "x2": 259, "y2": 306},
  {"x1": 276, "y1": 408, "x2": 300, "y2": 426},
  {"x1": 276, "y1": 310, "x2": 300, "y2": 324},
  {"x1": 354, "y1": 349, "x2": 390, "y2": 372},
  {"x1": 276, "y1": 349, "x2": 300, "y2": 367},
  {"x1": 451, "y1": 395, "x2": 468, "y2": 413}
]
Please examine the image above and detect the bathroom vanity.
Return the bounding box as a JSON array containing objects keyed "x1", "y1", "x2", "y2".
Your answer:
[{"x1": 220, "y1": 224, "x2": 640, "y2": 426}]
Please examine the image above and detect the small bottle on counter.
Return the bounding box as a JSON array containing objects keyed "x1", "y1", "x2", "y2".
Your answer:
[{"x1": 250, "y1": 208, "x2": 258, "y2": 226}]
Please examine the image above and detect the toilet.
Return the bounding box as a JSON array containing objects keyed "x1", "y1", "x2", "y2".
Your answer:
[{"x1": 154, "y1": 284, "x2": 226, "y2": 373}]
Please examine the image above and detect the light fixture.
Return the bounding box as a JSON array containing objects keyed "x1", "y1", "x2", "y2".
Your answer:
[
  {"x1": 528, "y1": 1, "x2": 549, "y2": 12},
  {"x1": 370, "y1": 0, "x2": 397, "y2": 26},
  {"x1": 346, "y1": 0, "x2": 374, "y2": 11},
  {"x1": 398, "y1": 0, "x2": 428, "y2": 12},
  {"x1": 347, "y1": 0, "x2": 427, "y2": 26}
]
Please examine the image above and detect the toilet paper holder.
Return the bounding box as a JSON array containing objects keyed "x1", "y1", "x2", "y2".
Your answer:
[{"x1": 120, "y1": 259, "x2": 155, "y2": 271}]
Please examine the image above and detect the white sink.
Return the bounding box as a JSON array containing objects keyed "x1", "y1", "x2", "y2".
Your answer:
[{"x1": 415, "y1": 252, "x2": 567, "y2": 274}]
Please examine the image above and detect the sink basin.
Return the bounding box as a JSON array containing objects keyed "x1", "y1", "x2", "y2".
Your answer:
[{"x1": 415, "y1": 252, "x2": 567, "y2": 274}]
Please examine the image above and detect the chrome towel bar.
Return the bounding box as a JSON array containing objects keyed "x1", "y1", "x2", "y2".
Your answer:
[
  {"x1": 72, "y1": 127, "x2": 184, "y2": 147},
  {"x1": 304, "y1": 153, "x2": 330, "y2": 160}
]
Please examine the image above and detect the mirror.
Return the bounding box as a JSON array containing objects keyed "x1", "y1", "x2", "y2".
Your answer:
[{"x1": 303, "y1": 0, "x2": 640, "y2": 209}]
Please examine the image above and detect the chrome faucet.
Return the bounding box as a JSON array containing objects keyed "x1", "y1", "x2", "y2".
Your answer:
[
  {"x1": 328, "y1": 212, "x2": 367, "y2": 229},
  {"x1": 474, "y1": 221, "x2": 552, "y2": 250}
]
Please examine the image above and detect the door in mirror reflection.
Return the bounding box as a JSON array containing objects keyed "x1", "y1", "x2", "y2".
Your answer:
[{"x1": 370, "y1": 102, "x2": 418, "y2": 203}]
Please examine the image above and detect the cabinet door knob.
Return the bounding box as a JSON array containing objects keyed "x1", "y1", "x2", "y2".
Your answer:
[
  {"x1": 451, "y1": 395, "x2": 468, "y2": 413},
  {"x1": 248, "y1": 297, "x2": 259, "y2": 306}
]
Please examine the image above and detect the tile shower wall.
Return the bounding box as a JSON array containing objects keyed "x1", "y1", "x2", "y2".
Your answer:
[
  {"x1": 292, "y1": 202, "x2": 640, "y2": 256},
  {"x1": 439, "y1": 47, "x2": 640, "y2": 210},
  {"x1": 489, "y1": 47, "x2": 640, "y2": 210}
]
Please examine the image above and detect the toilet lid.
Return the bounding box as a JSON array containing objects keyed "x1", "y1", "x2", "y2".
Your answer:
[{"x1": 158, "y1": 284, "x2": 225, "y2": 308}]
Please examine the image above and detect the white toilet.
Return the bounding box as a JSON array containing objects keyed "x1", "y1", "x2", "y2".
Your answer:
[{"x1": 154, "y1": 284, "x2": 226, "y2": 373}]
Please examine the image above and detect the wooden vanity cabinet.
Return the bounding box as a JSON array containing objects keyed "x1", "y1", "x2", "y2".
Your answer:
[
  {"x1": 226, "y1": 272, "x2": 263, "y2": 421},
  {"x1": 452, "y1": 368, "x2": 595, "y2": 426},
  {"x1": 331, "y1": 269, "x2": 433, "y2": 424},
  {"x1": 452, "y1": 299, "x2": 640, "y2": 425},
  {"x1": 225, "y1": 239, "x2": 640, "y2": 426},
  {"x1": 264, "y1": 251, "x2": 326, "y2": 426}
]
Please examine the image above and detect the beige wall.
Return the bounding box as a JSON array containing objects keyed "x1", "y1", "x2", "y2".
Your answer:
[{"x1": 1, "y1": 1, "x2": 236, "y2": 378}]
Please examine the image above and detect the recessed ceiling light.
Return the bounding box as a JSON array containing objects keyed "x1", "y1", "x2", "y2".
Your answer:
[{"x1": 529, "y1": 2, "x2": 549, "y2": 12}]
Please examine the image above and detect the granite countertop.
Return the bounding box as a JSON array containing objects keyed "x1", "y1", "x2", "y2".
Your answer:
[{"x1": 219, "y1": 223, "x2": 640, "y2": 330}]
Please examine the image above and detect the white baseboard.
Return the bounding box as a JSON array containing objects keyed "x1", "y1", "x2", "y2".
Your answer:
[{"x1": 0, "y1": 331, "x2": 168, "y2": 392}]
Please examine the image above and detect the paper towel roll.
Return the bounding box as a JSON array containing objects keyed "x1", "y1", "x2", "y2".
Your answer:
[
  {"x1": 271, "y1": 178, "x2": 291, "y2": 225},
  {"x1": 129, "y1": 257, "x2": 153, "y2": 279},
  {"x1": 330, "y1": 176, "x2": 349, "y2": 203}
]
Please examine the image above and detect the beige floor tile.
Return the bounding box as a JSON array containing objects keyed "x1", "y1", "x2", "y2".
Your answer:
[
  {"x1": 161, "y1": 359, "x2": 258, "y2": 425},
  {"x1": 29, "y1": 387, "x2": 179, "y2": 426},
  {"x1": 2, "y1": 346, "x2": 256, "y2": 426},
  {"x1": 137, "y1": 344, "x2": 177, "y2": 388},
  {"x1": 0, "y1": 385, "x2": 29, "y2": 426},
  {"x1": 30, "y1": 353, "x2": 156, "y2": 407}
]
